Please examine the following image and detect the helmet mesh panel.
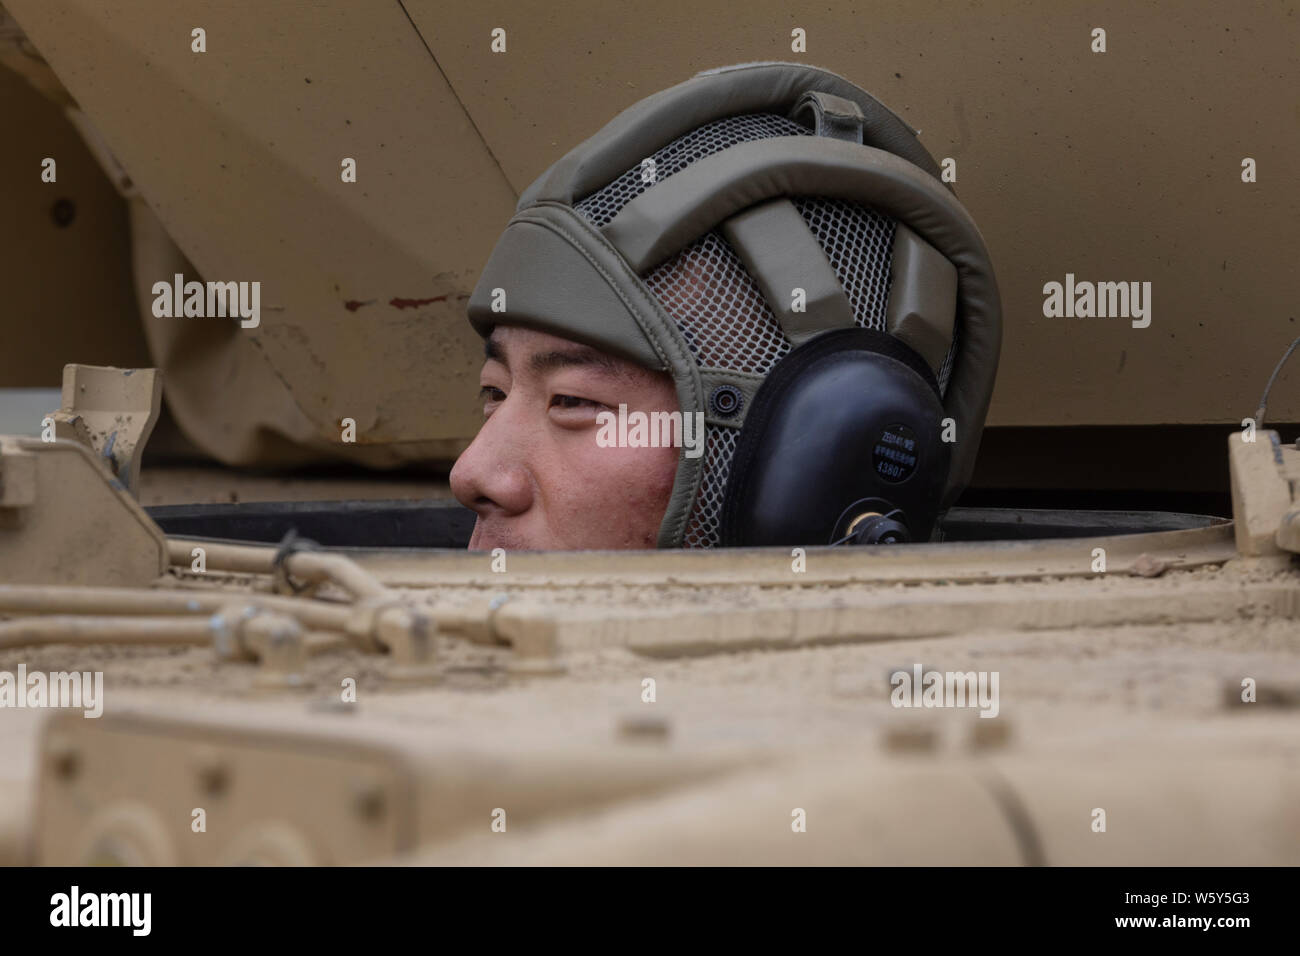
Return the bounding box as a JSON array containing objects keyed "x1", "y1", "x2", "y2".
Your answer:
[
  {"x1": 793, "y1": 197, "x2": 894, "y2": 332},
  {"x1": 572, "y1": 112, "x2": 951, "y2": 548},
  {"x1": 643, "y1": 232, "x2": 790, "y2": 375},
  {"x1": 681, "y1": 425, "x2": 740, "y2": 549}
]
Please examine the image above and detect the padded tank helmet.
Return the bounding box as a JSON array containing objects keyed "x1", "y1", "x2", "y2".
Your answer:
[{"x1": 467, "y1": 61, "x2": 1002, "y2": 549}]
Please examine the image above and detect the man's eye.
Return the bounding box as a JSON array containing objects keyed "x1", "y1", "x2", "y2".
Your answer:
[
  {"x1": 551, "y1": 394, "x2": 601, "y2": 410},
  {"x1": 479, "y1": 386, "x2": 506, "y2": 403}
]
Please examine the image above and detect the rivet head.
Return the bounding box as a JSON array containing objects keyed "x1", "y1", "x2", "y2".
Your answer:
[
  {"x1": 47, "y1": 735, "x2": 80, "y2": 780},
  {"x1": 351, "y1": 780, "x2": 387, "y2": 821},
  {"x1": 709, "y1": 385, "x2": 744, "y2": 418},
  {"x1": 193, "y1": 747, "x2": 230, "y2": 796},
  {"x1": 198, "y1": 763, "x2": 229, "y2": 796},
  {"x1": 617, "y1": 713, "x2": 671, "y2": 742}
]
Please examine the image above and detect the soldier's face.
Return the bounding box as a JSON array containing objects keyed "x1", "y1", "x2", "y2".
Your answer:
[{"x1": 449, "y1": 325, "x2": 680, "y2": 551}]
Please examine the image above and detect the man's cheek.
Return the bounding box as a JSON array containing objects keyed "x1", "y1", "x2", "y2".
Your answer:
[
  {"x1": 562, "y1": 443, "x2": 638, "y2": 506},
  {"x1": 550, "y1": 436, "x2": 676, "y2": 540},
  {"x1": 615, "y1": 446, "x2": 679, "y2": 509}
]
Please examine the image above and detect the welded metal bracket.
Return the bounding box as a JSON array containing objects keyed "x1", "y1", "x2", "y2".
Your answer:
[
  {"x1": 44, "y1": 364, "x2": 162, "y2": 495},
  {"x1": 1228, "y1": 430, "x2": 1300, "y2": 555},
  {"x1": 0, "y1": 436, "x2": 167, "y2": 586}
]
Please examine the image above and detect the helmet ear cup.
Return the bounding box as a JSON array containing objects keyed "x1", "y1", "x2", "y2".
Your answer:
[{"x1": 719, "y1": 328, "x2": 951, "y2": 548}]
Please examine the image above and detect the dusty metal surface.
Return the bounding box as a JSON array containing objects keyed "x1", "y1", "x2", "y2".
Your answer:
[
  {"x1": 3, "y1": 0, "x2": 503, "y2": 467},
  {"x1": 0, "y1": 436, "x2": 167, "y2": 587},
  {"x1": 46, "y1": 364, "x2": 162, "y2": 493},
  {"x1": 0, "y1": 426, "x2": 1297, "y2": 865},
  {"x1": 7, "y1": 559, "x2": 1300, "y2": 866},
  {"x1": 0, "y1": 12, "x2": 149, "y2": 392}
]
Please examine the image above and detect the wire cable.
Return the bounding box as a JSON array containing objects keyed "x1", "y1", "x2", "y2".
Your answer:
[{"x1": 1254, "y1": 335, "x2": 1300, "y2": 429}]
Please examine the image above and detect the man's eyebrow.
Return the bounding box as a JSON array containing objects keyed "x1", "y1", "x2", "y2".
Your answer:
[
  {"x1": 484, "y1": 331, "x2": 630, "y2": 379},
  {"x1": 528, "y1": 345, "x2": 627, "y2": 378}
]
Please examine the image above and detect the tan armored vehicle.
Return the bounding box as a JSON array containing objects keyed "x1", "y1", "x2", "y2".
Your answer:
[{"x1": 1, "y1": 2, "x2": 1298, "y2": 867}]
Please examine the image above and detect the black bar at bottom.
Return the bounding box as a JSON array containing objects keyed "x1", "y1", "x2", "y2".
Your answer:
[{"x1": 0, "y1": 866, "x2": 1284, "y2": 942}]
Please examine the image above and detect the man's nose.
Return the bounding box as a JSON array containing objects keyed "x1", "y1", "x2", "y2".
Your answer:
[{"x1": 448, "y1": 405, "x2": 535, "y2": 518}]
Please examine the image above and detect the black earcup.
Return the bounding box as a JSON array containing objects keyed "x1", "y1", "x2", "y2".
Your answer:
[{"x1": 719, "y1": 328, "x2": 951, "y2": 547}]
